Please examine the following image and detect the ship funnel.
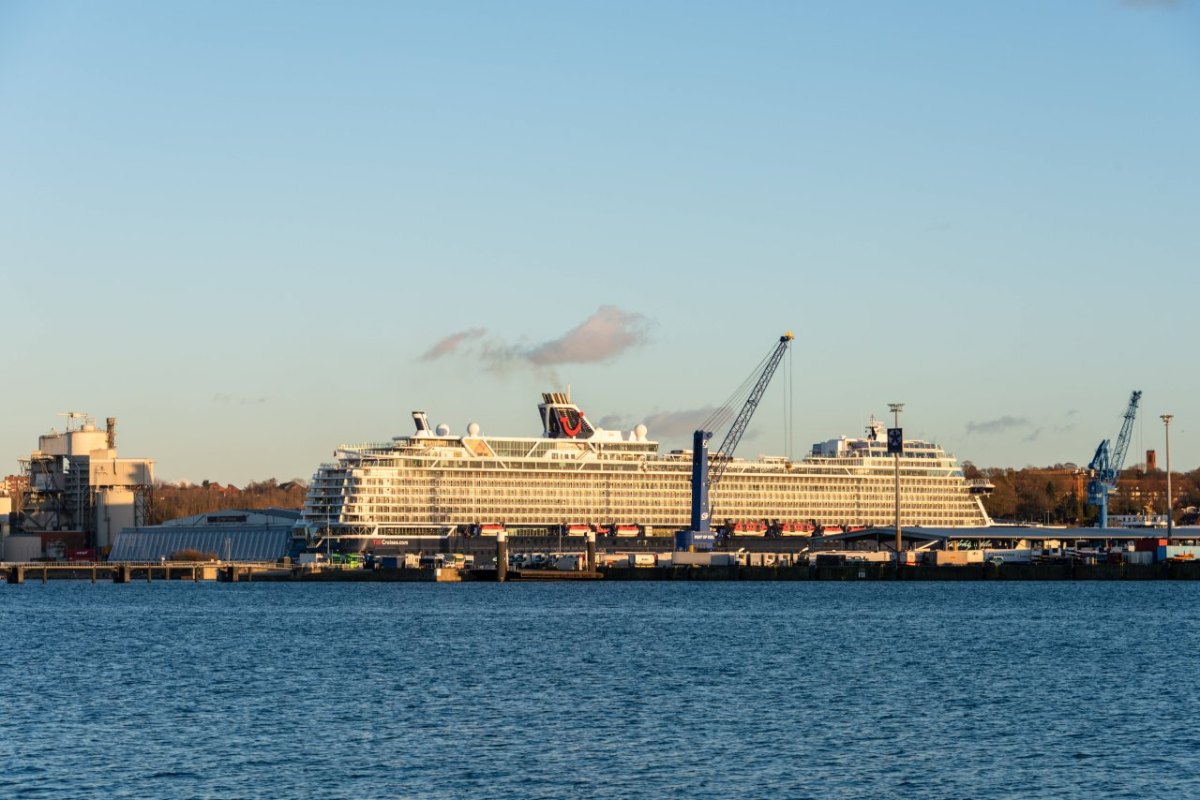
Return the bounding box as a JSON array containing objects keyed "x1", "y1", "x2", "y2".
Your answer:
[
  {"x1": 412, "y1": 411, "x2": 432, "y2": 434},
  {"x1": 106, "y1": 417, "x2": 117, "y2": 449}
]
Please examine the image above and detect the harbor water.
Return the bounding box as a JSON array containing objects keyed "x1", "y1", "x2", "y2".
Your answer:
[{"x1": 2, "y1": 581, "x2": 1198, "y2": 799}]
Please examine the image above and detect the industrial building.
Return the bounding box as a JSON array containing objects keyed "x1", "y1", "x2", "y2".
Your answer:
[
  {"x1": 109, "y1": 508, "x2": 302, "y2": 563},
  {"x1": 17, "y1": 414, "x2": 154, "y2": 556},
  {"x1": 0, "y1": 491, "x2": 12, "y2": 539}
]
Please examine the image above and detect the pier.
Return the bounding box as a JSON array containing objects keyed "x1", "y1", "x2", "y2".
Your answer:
[
  {"x1": 8, "y1": 558, "x2": 1200, "y2": 584},
  {"x1": 2, "y1": 561, "x2": 280, "y2": 584}
]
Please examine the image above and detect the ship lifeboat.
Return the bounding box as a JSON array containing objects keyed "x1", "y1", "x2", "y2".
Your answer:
[
  {"x1": 594, "y1": 525, "x2": 612, "y2": 536},
  {"x1": 732, "y1": 521, "x2": 767, "y2": 537},
  {"x1": 565, "y1": 524, "x2": 591, "y2": 537},
  {"x1": 615, "y1": 525, "x2": 640, "y2": 538},
  {"x1": 779, "y1": 522, "x2": 814, "y2": 537},
  {"x1": 479, "y1": 523, "x2": 507, "y2": 537},
  {"x1": 822, "y1": 525, "x2": 844, "y2": 535}
]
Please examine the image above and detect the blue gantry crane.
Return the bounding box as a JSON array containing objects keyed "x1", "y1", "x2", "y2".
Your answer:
[
  {"x1": 677, "y1": 332, "x2": 794, "y2": 551},
  {"x1": 1086, "y1": 390, "x2": 1142, "y2": 529}
]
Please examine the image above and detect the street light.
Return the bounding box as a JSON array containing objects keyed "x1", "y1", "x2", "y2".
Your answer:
[
  {"x1": 1161, "y1": 414, "x2": 1173, "y2": 538},
  {"x1": 888, "y1": 402, "x2": 904, "y2": 559}
]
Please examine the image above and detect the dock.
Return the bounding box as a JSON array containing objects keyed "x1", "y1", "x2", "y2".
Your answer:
[
  {"x1": 3, "y1": 561, "x2": 281, "y2": 584},
  {"x1": 8, "y1": 559, "x2": 1200, "y2": 584}
]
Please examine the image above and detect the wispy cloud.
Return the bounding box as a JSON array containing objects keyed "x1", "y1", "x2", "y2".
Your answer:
[
  {"x1": 422, "y1": 306, "x2": 652, "y2": 375},
  {"x1": 526, "y1": 306, "x2": 652, "y2": 366},
  {"x1": 966, "y1": 416, "x2": 1032, "y2": 435},
  {"x1": 645, "y1": 408, "x2": 722, "y2": 440},
  {"x1": 213, "y1": 393, "x2": 268, "y2": 406},
  {"x1": 1120, "y1": 0, "x2": 1178, "y2": 9},
  {"x1": 421, "y1": 327, "x2": 486, "y2": 361},
  {"x1": 598, "y1": 407, "x2": 719, "y2": 440}
]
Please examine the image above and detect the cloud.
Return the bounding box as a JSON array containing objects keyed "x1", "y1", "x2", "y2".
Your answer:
[
  {"x1": 596, "y1": 413, "x2": 631, "y2": 429},
  {"x1": 1120, "y1": 0, "x2": 1177, "y2": 8},
  {"x1": 526, "y1": 306, "x2": 651, "y2": 366},
  {"x1": 213, "y1": 394, "x2": 268, "y2": 406},
  {"x1": 966, "y1": 416, "x2": 1032, "y2": 435},
  {"x1": 644, "y1": 407, "x2": 721, "y2": 440},
  {"x1": 598, "y1": 407, "x2": 719, "y2": 441},
  {"x1": 421, "y1": 327, "x2": 486, "y2": 361},
  {"x1": 423, "y1": 306, "x2": 652, "y2": 373}
]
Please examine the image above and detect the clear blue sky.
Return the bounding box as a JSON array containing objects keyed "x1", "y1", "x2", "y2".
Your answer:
[{"x1": 3, "y1": 1, "x2": 1197, "y2": 485}]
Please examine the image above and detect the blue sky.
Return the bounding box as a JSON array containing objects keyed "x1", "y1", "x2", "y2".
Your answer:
[{"x1": 2, "y1": 1, "x2": 1197, "y2": 485}]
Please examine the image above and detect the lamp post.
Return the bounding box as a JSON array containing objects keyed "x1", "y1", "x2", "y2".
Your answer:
[
  {"x1": 1161, "y1": 414, "x2": 1173, "y2": 538},
  {"x1": 889, "y1": 403, "x2": 904, "y2": 558}
]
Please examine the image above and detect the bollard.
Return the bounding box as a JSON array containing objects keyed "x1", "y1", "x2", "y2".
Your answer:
[
  {"x1": 497, "y1": 530, "x2": 508, "y2": 583},
  {"x1": 586, "y1": 530, "x2": 597, "y2": 573}
]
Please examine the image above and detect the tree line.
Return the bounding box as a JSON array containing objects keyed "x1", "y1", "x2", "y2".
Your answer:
[
  {"x1": 148, "y1": 479, "x2": 308, "y2": 525},
  {"x1": 965, "y1": 463, "x2": 1200, "y2": 526}
]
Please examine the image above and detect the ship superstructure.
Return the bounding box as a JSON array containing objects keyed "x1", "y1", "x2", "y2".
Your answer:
[{"x1": 301, "y1": 393, "x2": 992, "y2": 545}]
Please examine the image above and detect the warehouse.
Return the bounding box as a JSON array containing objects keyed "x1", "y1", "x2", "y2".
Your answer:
[{"x1": 108, "y1": 508, "x2": 302, "y2": 562}]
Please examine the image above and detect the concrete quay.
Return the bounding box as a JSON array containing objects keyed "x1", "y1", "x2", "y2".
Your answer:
[
  {"x1": 600, "y1": 560, "x2": 1200, "y2": 581},
  {"x1": 9, "y1": 559, "x2": 1200, "y2": 585},
  {"x1": 243, "y1": 560, "x2": 1200, "y2": 582}
]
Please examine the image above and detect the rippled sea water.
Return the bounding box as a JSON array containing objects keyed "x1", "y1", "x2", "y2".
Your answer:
[{"x1": 2, "y1": 581, "x2": 1199, "y2": 799}]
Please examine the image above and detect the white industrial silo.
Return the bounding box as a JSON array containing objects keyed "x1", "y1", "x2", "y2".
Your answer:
[
  {"x1": 95, "y1": 488, "x2": 137, "y2": 551},
  {"x1": 0, "y1": 493, "x2": 11, "y2": 542}
]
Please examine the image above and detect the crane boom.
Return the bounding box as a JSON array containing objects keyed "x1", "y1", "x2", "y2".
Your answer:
[
  {"x1": 1109, "y1": 391, "x2": 1141, "y2": 478},
  {"x1": 1086, "y1": 390, "x2": 1141, "y2": 528},
  {"x1": 680, "y1": 332, "x2": 793, "y2": 551},
  {"x1": 710, "y1": 334, "x2": 794, "y2": 489}
]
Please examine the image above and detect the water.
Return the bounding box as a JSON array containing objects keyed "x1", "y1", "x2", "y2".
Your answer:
[{"x1": 2, "y1": 581, "x2": 1198, "y2": 799}]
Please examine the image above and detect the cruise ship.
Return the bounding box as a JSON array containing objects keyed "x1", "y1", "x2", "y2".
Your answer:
[{"x1": 300, "y1": 392, "x2": 993, "y2": 546}]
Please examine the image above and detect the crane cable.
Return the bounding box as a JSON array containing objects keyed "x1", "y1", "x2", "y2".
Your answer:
[
  {"x1": 785, "y1": 344, "x2": 794, "y2": 461},
  {"x1": 699, "y1": 347, "x2": 775, "y2": 442}
]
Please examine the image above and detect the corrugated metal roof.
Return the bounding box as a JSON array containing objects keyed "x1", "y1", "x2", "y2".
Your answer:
[
  {"x1": 109, "y1": 527, "x2": 292, "y2": 562},
  {"x1": 159, "y1": 508, "x2": 301, "y2": 527}
]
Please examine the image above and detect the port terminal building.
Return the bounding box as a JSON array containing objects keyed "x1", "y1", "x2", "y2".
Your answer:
[{"x1": 108, "y1": 509, "x2": 303, "y2": 562}]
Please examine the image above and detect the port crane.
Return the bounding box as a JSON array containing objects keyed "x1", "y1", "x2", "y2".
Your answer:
[
  {"x1": 1086, "y1": 390, "x2": 1142, "y2": 529},
  {"x1": 677, "y1": 332, "x2": 794, "y2": 551}
]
